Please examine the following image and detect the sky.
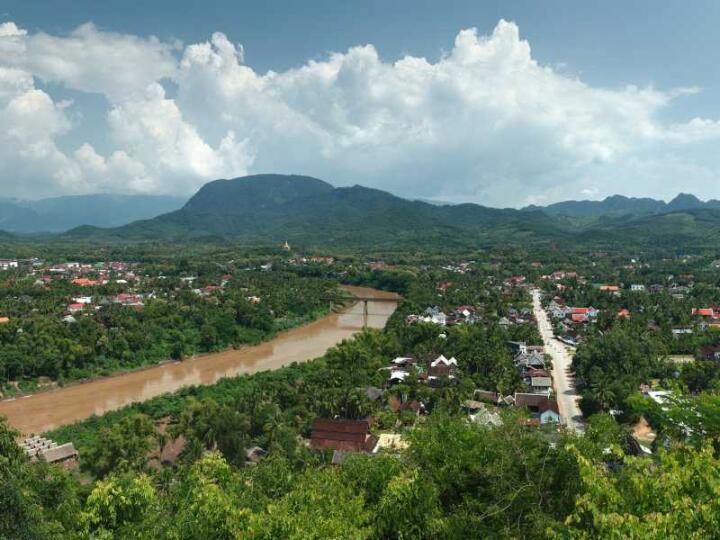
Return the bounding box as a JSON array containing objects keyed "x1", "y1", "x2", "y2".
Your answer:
[{"x1": 2, "y1": 0, "x2": 720, "y2": 207}]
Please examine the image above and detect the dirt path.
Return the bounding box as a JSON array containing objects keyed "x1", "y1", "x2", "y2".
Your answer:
[{"x1": 532, "y1": 289, "x2": 584, "y2": 431}]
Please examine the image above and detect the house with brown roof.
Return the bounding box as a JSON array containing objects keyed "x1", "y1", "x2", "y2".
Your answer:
[
  {"x1": 700, "y1": 344, "x2": 720, "y2": 361},
  {"x1": 474, "y1": 389, "x2": 501, "y2": 404},
  {"x1": 310, "y1": 418, "x2": 377, "y2": 453},
  {"x1": 538, "y1": 400, "x2": 561, "y2": 424},
  {"x1": 428, "y1": 354, "x2": 458, "y2": 377},
  {"x1": 514, "y1": 393, "x2": 561, "y2": 425}
]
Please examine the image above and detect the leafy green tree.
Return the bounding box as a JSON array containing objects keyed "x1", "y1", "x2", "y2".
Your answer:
[
  {"x1": 375, "y1": 470, "x2": 444, "y2": 539},
  {"x1": 252, "y1": 468, "x2": 370, "y2": 539},
  {"x1": 172, "y1": 398, "x2": 250, "y2": 464},
  {"x1": 559, "y1": 443, "x2": 720, "y2": 539},
  {"x1": 0, "y1": 418, "x2": 69, "y2": 539},
  {"x1": 160, "y1": 453, "x2": 250, "y2": 540},
  {"x1": 407, "y1": 413, "x2": 579, "y2": 537},
  {"x1": 88, "y1": 413, "x2": 158, "y2": 477},
  {"x1": 81, "y1": 472, "x2": 157, "y2": 538}
]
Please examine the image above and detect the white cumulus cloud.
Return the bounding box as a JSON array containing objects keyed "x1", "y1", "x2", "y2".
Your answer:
[{"x1": 1, "y1": 19, "x2": 720, "y2": 204}]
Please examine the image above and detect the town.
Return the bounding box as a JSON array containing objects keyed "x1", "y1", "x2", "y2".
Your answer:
[{"x1": 4, "y1": 244, "x2": 720, "y2": 536}]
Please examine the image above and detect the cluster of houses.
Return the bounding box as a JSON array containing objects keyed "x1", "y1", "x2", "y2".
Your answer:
[
  {"x1": 460, "y1": 341, "x2": 561, "y2": 426},
  {"x1": 265, "y1": 343, "x2": 565, "y2": 466},
  {"x1": 64, "y1": 292, "x2": 151, "y2": 321},
  {"x1": 406, "y1": 305, "x2": 480, "y2": 326},
  {"x1": 543, "y1": 268, "x2": 696, "y2": 300},
  {"x1": 503, "y1": 275, "x2": 528, "y2": 287},
  {"x1": 440, "y1": 261, "x2": 474, "y2": 274},
  {"x1": 0, "y1": 258, "x2": 42, "y2": 272},
  {"x1": 663, "y1": 307, "x2": 720, "y2": 337},
  {"x1": 382, "y1": 354, "x2": 460, "y2": 388},
  {"x1": 508, "y1": 341, "x2": 553, "y2": 395},
  {"x1": 0, "y1": 259, "x2": 148, "y2": 323},
  {"x1": 690, "y1": 307, "x2": 720, "y2": 331},
  {"x1": 548, "y1": 300, "x2": 599, "y2": 324},
  {"x1": 467, "y1": 391, "x2": 561, "y2": 427},
  {"x1": 468, "y1": 341, "x2": 560, "y2": 426},
  {"x1": 1, "y1": 257, "x2": 271, "y2": 327},
  {"x1": 498, "y1": 306, "x2": 534, "y2": 327},
  {"x1": 40, "y1": 261, "x2": 138, "y2": 286},
  {"x1": 543, "y1": 270, "x2": 581, "y2": 285},
  {"x1": 290, "y1": 255, "x2": 335, "y2": 265}
]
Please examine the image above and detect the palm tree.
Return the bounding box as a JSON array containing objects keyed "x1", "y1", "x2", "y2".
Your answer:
[{"x1": 589, "y1": 378, "x2": 617, "y2": 411}]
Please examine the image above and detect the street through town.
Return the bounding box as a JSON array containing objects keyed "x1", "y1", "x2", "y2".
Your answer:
[{"x1": 531, "y1": 289, "x2": 584, "y2": 431}]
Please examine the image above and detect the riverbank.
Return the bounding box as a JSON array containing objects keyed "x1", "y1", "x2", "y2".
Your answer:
[
  {"x1": 0, "y1": 284, "x2": 365, "y2": 400},
  {"x1": 0, "y1": 286, "x2": 399, "y2": 435},
  {"x1": 0, "y1": 305, "x2": 332, "y2": 401}
]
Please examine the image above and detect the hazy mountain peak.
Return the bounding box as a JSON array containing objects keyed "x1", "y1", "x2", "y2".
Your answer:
[
  {"x1": 0, "y1": 193, "x2": 185, "y2": 233},
  {"x1": 667, "y1": 192, "x2": 703, "y2": 210},
  {"x1": 183, "y1": 174, "x2": 334, "y2": 213}
]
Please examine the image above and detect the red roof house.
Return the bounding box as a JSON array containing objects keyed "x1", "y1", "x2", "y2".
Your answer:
[
  {"x1": 600, "y1": 285, "x2": 620, "y2": 292},
  {"x1": 71, "y1": 278, "x2": 99, "y2": 287}
]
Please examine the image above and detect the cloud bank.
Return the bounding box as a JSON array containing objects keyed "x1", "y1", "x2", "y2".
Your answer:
[{"x1": 1, "y1": 19, "x2": 719, "y2": 205}]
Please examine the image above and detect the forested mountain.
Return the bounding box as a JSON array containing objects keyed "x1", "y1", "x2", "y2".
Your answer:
[
  {"x1": 67, "y1": 174, "x2": 567, "y2": 247},
  {"x1": 3, "y1": 175, "x2": 720, "y2": 250},
  {"x1": 0, "y1": 194, "x2": 185, "y2": 233},
  {"x1": 525, "y1": 193, "x2": 720, "y2": 218}
]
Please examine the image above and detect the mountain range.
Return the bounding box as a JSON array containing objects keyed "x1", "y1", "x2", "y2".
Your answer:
[
  {"x1": 523, "y1": 193, "x2": 720, "y2": 218},
  {"x1": 3, "y1": 175, "x2": 720, "y2": 249},
  {"x1": 58, "y1": 175, "x2": 720, "y2": 249},
  {"x1": 65, "y1": 175, "x2": 563, "y2": 247},
  {"x1": 0, "y1": 194, "x2": 184, "y2": 233}
]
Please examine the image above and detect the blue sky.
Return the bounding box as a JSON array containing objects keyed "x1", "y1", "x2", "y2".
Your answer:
[{"x1": 1, "y1": 1, "x2": 720, "y2": 205}]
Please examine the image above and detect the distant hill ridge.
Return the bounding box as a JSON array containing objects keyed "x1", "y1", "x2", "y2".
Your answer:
[
  {"x1": 64, "y1": 174, "x2": 565, "y2": 246},
  {"x1": 0, "y1": 194, "x2": 185, "y2": 233},
  {"x1": 4, "y1": 174, "x2": 720, "y2": 248},
  {"x1": 59, "y1": 175, "x2": 720, "y2": 248},
  {"x1": 524, "y1": 193, "x2": 720, "y2": 218}
]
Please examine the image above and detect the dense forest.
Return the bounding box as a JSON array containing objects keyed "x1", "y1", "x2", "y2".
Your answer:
[{"x1": 0, "y1": 260, "x2": 338, "y2": 393}]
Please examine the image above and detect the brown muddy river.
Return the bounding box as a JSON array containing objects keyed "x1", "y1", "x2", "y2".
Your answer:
[{"x1": 0, "y1": 286, "x2": 399, "y2": 435}]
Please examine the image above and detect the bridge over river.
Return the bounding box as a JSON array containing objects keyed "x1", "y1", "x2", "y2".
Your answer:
[
  {"x1": 0, "y1": 286, "x2": 400, "y2": 435},
  {"x1": 329, "y1": 293, "x2": 402, "y2": 327}
]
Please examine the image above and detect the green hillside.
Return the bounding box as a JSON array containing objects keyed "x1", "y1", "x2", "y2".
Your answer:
[
  {"x1": 67, "y1": 174, "x2": 568, "y2": 248},
  {"x1": 38, "y1": 174, "x2": 720, "y2": 250}
]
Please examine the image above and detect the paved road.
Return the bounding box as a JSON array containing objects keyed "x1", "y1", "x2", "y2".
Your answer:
[{"x1": 531, "y1": 289, "x2": 584, "y2": 432}]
